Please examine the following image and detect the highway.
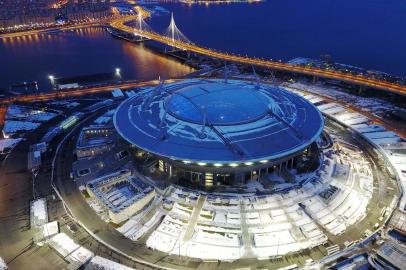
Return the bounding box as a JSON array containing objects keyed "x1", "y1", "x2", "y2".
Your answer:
[
  {"x1": 0, "y1": 79, "x2": 163, "y2": 126},
  {"x1": 110, "y1": 15, "x2": 406, "y2": 97},
  {"x1": 0, "y1": 18, "x2": 112, "y2": 39},
  {"x1": 2, "y1": 13, "x2": 405, "y2": 98},
  {"x1": 0, "y1": 76, "x2": 404, "y2": 139},
  {"x1": 0, "y1": 79, "x2": 164, "y2": 104}
]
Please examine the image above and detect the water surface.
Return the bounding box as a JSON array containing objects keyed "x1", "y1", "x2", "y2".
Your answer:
[
  {"x1": 148, "y1": 0, "x2": 406, "y2": 76},
  {"x1": 0, "y1": 27, "x2": 193, "y2": 91},
  {"x1": 1, "y1": 0, "x2": 405, "y2": 92}
]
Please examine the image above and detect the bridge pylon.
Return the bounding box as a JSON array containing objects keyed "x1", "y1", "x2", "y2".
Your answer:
[
  {"x1": 164, "y1": 13, "x2": 192, "y2": 51},
  {"x1": 138, "y1": 12, "x2": 143, "y2": 32},
  {"x1": 133, "y1": 12, "x2": 152, "y2": 41},
  {"x1": 169, "y1": 12, "x2": 175, "y2": 43}
]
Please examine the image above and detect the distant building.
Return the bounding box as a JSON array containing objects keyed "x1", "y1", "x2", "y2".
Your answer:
[
  {"x1": 28, "y1": 150, "x2": 41, "y2": 171},
  {"x1": 30, "y1": 142, "x2": 47, "y2": 153},
  {"x1": 372, "y1": 241, "x2": 406, "y2": 270},
  {"x1": 75, "y1": 125, "x2": 115, "y2": 159},
  {"x1": 86, "y1": 170, "x2": 155, "y2": 224}
]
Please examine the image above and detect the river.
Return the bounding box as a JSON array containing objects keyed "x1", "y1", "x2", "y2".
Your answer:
[
  {"x1": 1, "y1": 0, "x2": 405, "y2": 92},
  {"x1": 0, "y1": 27, "x2": 193, "y2": 91}
]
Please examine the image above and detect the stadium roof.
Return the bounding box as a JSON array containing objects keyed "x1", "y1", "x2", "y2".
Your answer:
[{"x1": 114, "y1": 79, "x2": 324, "y2": 164}]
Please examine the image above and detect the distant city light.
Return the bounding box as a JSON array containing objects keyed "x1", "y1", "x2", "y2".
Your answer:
[{"x1": 1, "y1": 4, "x2": 404, "y2": 268}]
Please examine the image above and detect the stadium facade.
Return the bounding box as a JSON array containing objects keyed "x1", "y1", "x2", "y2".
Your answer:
[{"x1": 114, "y1": 79, "x2": 324, "y2": 187}]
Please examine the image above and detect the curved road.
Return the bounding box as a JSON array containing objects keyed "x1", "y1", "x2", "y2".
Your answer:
[
  {"x1": 110, "y1": 15, "x2": 406, "y2": 97},
  {"x1": 0, "y1": 79, "x2": 172, "y2": 105},
  {"x1": 0, "y1": 18, "x2": 113, "y2": 39}
]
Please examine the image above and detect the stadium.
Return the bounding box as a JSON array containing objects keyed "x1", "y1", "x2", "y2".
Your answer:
[
  {"x1": 114, "y1": 79, "x2": 325, "y2": 188},
  {"x1": 105, "y1": 79, "x2": 380, "y2": 263}
]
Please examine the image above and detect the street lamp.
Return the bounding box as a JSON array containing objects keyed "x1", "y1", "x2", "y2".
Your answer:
[
  {"x1": 115, "y1": 68, "x2": 121, "y2": 78},
  {"x1": 48, "y1": 75, "x2": 55, "y2": 84}
]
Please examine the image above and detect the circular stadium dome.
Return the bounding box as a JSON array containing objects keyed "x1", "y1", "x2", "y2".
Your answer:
[
  {"x1": 114, "y1": 79, "x2": 324, "y2": 165},
  {"x1": 164, "y1": 83, "x2": 269, "y2": 125}
]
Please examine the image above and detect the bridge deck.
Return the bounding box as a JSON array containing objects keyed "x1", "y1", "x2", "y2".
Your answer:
[{"x1": 110, "y1": 15, "x2": 406, "y2": 97}]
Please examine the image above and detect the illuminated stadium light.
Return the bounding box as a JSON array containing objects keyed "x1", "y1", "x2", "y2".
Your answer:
[{"x1": 114, "y1": 79, "x2": 324, "y2": 187}]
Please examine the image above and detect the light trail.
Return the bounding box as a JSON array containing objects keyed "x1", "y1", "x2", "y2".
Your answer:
[
  {"x1": 0, "y1": 18, "x2": 113, "y2": 39},
  {"x1": 0, "y1": 79, "x2": 178, "y2": 105}
]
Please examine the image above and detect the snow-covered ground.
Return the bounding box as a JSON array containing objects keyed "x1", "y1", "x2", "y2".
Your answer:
[
  {"x1": 30, "y1": 198, "x2": 48, "y2": 227},
  {"x1": 0, "y1": 138, "x2": 23, "y2": 152},
  {"x1": 6, "y1": 105, "x2": 58, "y2": 122},
  {"x1": 48, "y1": 233, "x2": 93, "y2": 267},
  {"x1": 93, "y1": 110, "x2": 115, "y2": 125},
  {"x1": 284, "y1": 81, "x2": 404, "y2": 116},
  {"x1": 292, "y1": 84, "x2": 406, "y2": 213},
  {"x1": 128, "y1": 151, "x2": 371, "y2": 261},
  {"x1": 85, "y1": 256, "x2": 135, "y2": 270},
  {"x1": 3, "y1": 120, "x2": 41, "y2": 137},
  {"x1": 111, "y1": 89, "x2": 124, "y2": 98},
  {"x1": 0, "y1": 257, "x2": 6, "y2": 270},
  {"x1": 49, "y1": 100, "x2": 80, "y2": 108},
  {"x1": 2, "y1": 104, "x2": 61, "y2": 137}
]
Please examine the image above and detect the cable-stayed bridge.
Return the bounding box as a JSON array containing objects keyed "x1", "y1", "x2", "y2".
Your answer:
[
  {"x1": 131, "y1": 12, "x2": 192, "y2": 49},
  {"x1": 164, "y1": 13, "x2": 193, "y2": 45},
  {"x1": 110, "y1": 14, "x2": 406, "y2": 97}
]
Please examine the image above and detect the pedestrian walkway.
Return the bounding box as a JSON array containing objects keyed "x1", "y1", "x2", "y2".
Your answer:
[{"x1": 183, "y1": 195, "x2": 206, "y2": 242}]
